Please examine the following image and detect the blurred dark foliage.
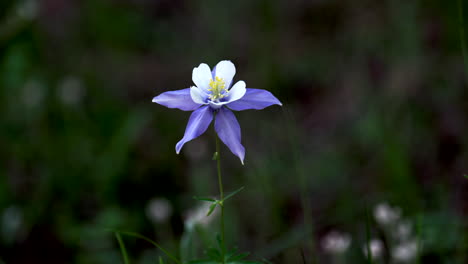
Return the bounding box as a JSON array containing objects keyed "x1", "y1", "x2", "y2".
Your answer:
[{"x1": 0, "y1": 0, "x2": 467, "y2": 263}]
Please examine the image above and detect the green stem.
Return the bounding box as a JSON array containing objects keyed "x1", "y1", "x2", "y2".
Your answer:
[
  {"x1": 365, "y1": 205, "x2": 373, "y2": 264},
  {"x1": 459, "y1": 0, "x2": 468, "y2": 76},
  {"x1": 214, "y1": 121, "x2": 226, "y2": 264},
  {"x1": 115, "y1": 233, "x2": 130, "y2": 264}
]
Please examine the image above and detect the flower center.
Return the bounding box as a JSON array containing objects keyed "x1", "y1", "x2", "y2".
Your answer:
[{"x1": 208, "y1": 76, "x2": 227, "y2": 101}]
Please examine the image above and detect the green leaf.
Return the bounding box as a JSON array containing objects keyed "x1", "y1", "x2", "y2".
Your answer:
[
  {"x1": 159, "y1": 257, "x2": 165, "y2": 264},
  {"x1": 227, "y1": 252, "x2": 250, "y2": 262},
  {"x1": 206, "y1": 247, "x2": 222, "y2": 261},
  {"x1": 464, "y1": 174, "x2": 468, "y2": 179},
  {"x1": 216, "y1": 234, "x2": 222, "y2": 248},
  {"x1": 223, "y1": 186, "x2": 245, "y2": 202},
  {"x1": 225, "y1": 247, "x2": 239, "y2": 259},
  {"x1": 227, "y1": 261, "x2": 263, "y2": 264},
  {"x1": 115, "y1": 232, "x2": 130, "y2": 264},
  {"x1": 365, "y1": 205, "x2": 373, "y2": 264},
  {"x1": 207, "y1": 203, "x2": 218, "y2": 216},
  {"x1": 193, "y1": 196, "x2": 216, "y2": 202},
  {"x1": 187, "y1": 260, "x2": 217, "y2": 264},
  {"x1": 212, "y1": 152, "x2": 219, "y2": 160}
]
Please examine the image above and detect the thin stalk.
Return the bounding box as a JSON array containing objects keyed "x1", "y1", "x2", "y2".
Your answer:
[
  {"x1": 415, "y1": 214, "x2": 422, "y2": 264},
  {"x1": 115, "y1": 233, "x2": 130, "y2": 264},
  {"x1": 365, "y1": 205, "x2": 373, "y2": 264},
  {"x1": 116, "y1": 231, "x2": 182, "y2": 264},
  {"x1": 283, "y1": 108, "x2": 317, "y2": 263},
  {"x1": 214, "y1": 119, "x2": 226, "y2": 264},
  {"x1": 459, "y1": 0, "x2": 468, "y2": 76}
]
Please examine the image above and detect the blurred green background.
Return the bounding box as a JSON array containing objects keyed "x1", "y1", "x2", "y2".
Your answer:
[{"x1": 1, "y1": 0, "x2": 467, "y2": 263}]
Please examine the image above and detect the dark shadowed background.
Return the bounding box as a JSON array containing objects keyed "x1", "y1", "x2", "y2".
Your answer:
[{"x1": 0, "y1": 0, "x2": 467, "y2": 263}]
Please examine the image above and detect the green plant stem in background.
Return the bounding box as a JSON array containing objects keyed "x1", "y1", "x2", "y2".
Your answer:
[
  {"x1": 459, "y1": 0, "x2": 468, "y2": 75},
  {"x1": 116, "y1": 231, "x2": 182, "y2": 264},
  {"x1": 283, "y1": 109, "x2": 317, "y2": 263},
  {"x1": 416, "y1": 214, "x2": 422, "y2": 264},
  {"x1": 115, "y1": 233, "x2": 130, "y2": 264},
  {"x1": 365, "y1": 206, "x2": 373, "y2": 264},
  {"x1": 214, "y1": 124, "x2": 226, "y2": 264}
]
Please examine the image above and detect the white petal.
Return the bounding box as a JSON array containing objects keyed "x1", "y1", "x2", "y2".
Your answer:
[
  {"x1": 190, "y1": 86, "x2": 208, "y2": 105},
  {"x1": 192, "y1": 63, "x2": 212, "y2": 92},
  {"x1": 208, "y1": 101, "x2": 227, "y2": 109},
  {"x1": 214, "y1": 60, "x2": 236, "y2": 87},
  {"x1": 225, "y1": 81, "x2": 246, "y2": 103}
]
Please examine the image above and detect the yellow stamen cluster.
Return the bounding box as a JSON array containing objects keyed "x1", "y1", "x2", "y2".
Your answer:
[{"x1": 208, "y1": 76, "x2": 227, "y2": 101}]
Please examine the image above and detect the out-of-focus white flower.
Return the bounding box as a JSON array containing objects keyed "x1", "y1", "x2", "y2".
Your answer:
[
  {"x1": 321, "y1": 231, "x2": 352, "y2": 254},
  {"x1": 362, "y1": 239, "x2": 384, "y2": 259},
  {"x1": 58, "y1": 76, "x2": 85, "y2": 106},
  {"x1": 22, "y1": 79, "x2": 44, "y2": 109},
  {"x1": 395, "y1": 220, "x2": 412, "y2": 241},
  {"x1": 146, "y1": 198, "x2": 172, "y2": 224},
  {"x1": 184, "y1": 202, "x2": 219, "y2": 230},
  {"x1": 1, "y1": 206, "x2": 24, "y2": 244},
  {"x1": 391, "y1": 240, "x2": 418, "y2": 262},
  {"x1": 374, "y1": 203, "x2": 401, "y2": 226},
  {"x1": 16, "y1": 0, "x2": 38, "y2": 20}
]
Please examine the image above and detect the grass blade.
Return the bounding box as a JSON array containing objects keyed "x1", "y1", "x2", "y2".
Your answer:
[
  {"x1": 193, "y1": 196, "x2": 216, "y2": 202},
  {"x1": 415, "y1": 214, "x2": 422, "y2": 264},
  {"x1": 223, "y1": 186, "x2": 245, "y2": 201},
  {"x1": 116, "y1": 230, "x2": 182, "y2": 264},
  {"x1": 115, "y1": 232, "x2": 130, "y2": 264},
  {"x1": 207, "y1": 203, "x2": 217, "y2": 216},
  {"x1": 458, "y1": 0, "x2": 468, "y2": 76},
  {"x1": 365, "y1": 205, "x2": 373, "y2": 264}
]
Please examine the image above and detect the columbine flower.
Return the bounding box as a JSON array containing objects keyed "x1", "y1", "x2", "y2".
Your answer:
[{"x1": 152, "y1": 60, "x2": 282, "y2": 164}]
